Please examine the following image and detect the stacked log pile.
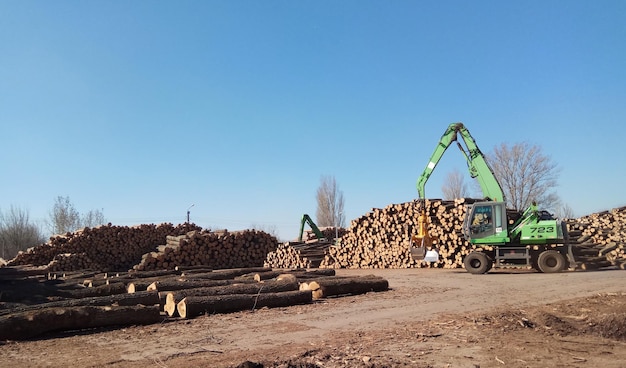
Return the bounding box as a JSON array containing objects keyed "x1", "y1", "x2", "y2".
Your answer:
[
  {"x1": 133, "y1": 229, "x2": 279, "y2": 271},
  {"x1": 264, "y1": 226, "x2": 348, "y2": 269},
  {"x1": 264, "y1": 241, "x2": 340, "y2": 269},
  {"x1": 566, "y1": 206, "x2": 626, "y2": 270},
  {"x1": 8, "y1": 223, "x2": 201, "y2": 272},
  {"x1": 6, "y1": 225, "x2": 279, "y2": 273},
  {"x1": 0, "y1": 266, "x2": 389, "y2": 340},
  {"x1": 319, "y1": 198, "x2": 479, "y2": 269},
  {"x1": 290, "y1": 198, "x2": 626, "y2": 270},
  {"x1": 302, "y1": 226, "x2": 348, "y2": 242},
  {"x1": 299, "y1": 275, "x2": 389, "y2": 299},
  {"x1": 264, "y1": 242, "x2": 313, "y2": 269}
]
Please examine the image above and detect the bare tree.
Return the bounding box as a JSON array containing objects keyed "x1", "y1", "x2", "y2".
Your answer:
[
  {"x1": 49, "y1": 196, "x2": 81, "y2": 234},
  {"x1": 250, "y1": 223, "x2": 279, "y2": 240},
  {"x1": 488, "y1": 142, "x2": 560, "y2": 211},
  {"x1": 442, "y1": 168, "x2": 469, "y2": 200},
  {"x1": 554, "y1": 203, "x2": 576, "y2": 219},
  {"x1": 48, "y1": 196, "x2": 107, "y2": 234},
  {"x1": 0, "y1": 206, "x2": 45, "y2": 260},
  {"x1": 82, "y1": 209, "x2": 106, "y2": 228},
  {"x1": 316, "y1": 175, "x2": 345, "y2": 228}
]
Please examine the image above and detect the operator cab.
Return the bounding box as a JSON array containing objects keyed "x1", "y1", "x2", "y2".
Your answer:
[{"x1": 463, "y1": 202, "x2": 508, "y2": 240}]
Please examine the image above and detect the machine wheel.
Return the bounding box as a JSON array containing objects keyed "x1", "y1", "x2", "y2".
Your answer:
[
  {"x1": 463, "y1": 252, "x2": 491, "y2": 274},
  {"x1": 537, "y1": 250, "x2": 566, "y2": 273},
  {"x1": 486, "y1": 258, "x2": 494, "y2": 272}
]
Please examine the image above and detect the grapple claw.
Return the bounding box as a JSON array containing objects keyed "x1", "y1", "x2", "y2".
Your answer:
[{"x1": 410, "y1": 208, "x2": 438, "y2": 262}]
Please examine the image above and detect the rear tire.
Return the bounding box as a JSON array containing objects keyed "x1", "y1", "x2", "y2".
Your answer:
[
  {"x1": 463, "y1": 252, "x2": 491, "y2": 274},
  {"x1": 537, "y1": 250, "x2": 566, "y2": 273}
]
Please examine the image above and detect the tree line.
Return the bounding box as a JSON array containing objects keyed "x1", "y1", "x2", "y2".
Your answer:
[
  {"x1": 0, "y1": 196, "x2": 106, "y2": 260},
  {"x1": 441, "y1": 142, "x2": 574, "y2": 218}
]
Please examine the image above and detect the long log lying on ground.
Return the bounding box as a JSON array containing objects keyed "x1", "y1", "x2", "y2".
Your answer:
[
  {"x1": 177, "y1": 290, "x2": 313, "y2": 319},
  {"x1": 0, "y1": 304, "x2": 162, "y2": 340},
  {"x1": 125, "y1": 272, "x2": 205, "y2": 293},
  {"x1": 147, "y1": 278, "x2": 259, "y2": 293},
  {"x1": 0, "y1": 265, "x2": 51, "y2": 279},
  {"x1": 0, "y1": 290, "x2": 160, "y2": 316},
  {"x1": 108, "y1": 269, "x2": 182, "y2": 279},
  {"x1": 195, "y1": 267, "x2": 273, "y2": 279},
  {"x1": 300, "y1": 275, "x2": 389, "y2": 299},
  {"x1": 0, "y1": 278, "x2": 124, "y2": 304},
  {"x1": 163, "y1": 279, "x2": 300, "y2": 316},
  {"x1": 239, "y1": 269, "x2": 336, "y2": 282},
  {"x1": 57, "y1": 282, "x2": 128, "y2": 298},
  {"x1": 141, "y1": 267, "x2": 275, "y2": 291}
]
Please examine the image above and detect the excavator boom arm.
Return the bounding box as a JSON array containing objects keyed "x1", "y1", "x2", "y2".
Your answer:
[
  {"x1": 298, "y1": 214, "x2": 325, "y2": 242},
  {"x1": 411, "y1": 123, "x2": 504, "y2": 262},
  {"x1": 416, "y1": 123, "x2": 505, "y2": 202}
]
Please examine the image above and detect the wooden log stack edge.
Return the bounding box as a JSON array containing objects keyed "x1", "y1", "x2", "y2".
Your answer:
[
  {"x1": 6, "y1": 225, "x2": 279, "y2": 273},
  {"x1": 7, "y1": 223, "x2": 202, "y2": 272},
  {"x1": 134, "y1": 229, "x2": 278, "y2": 271},
  {"x1": 566, "y1": 205, "x2": 626, "y2": 269},
  {"x1": 318, "y1": 198, "x2": 478, "y2": 269}
]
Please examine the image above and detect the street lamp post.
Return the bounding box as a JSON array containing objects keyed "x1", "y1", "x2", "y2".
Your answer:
[{"x1": 187, "y1": 204, "x2": 195, "y2": 223}]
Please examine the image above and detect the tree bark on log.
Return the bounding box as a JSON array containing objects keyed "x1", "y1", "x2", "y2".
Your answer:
[
  {"x1": 113, "y1": 269, "x2": 182, "y2": 279},
  {"x1": 0, "y1": 290, "x2": 160, "y2": 316},
  {"x1": 0, "y1": 266, "x2": 50, "y2": 279},
  {"x1": 0, "y1": 279, "x2": 127, "y2": 303},
  {"x1": 599, "y1": 242, "x2": 620, "y2": 256},
  {"x1": 301, "y1": 276, "x2": 389, "y2": 299},
  {"x1": 177, "y1": 290, "x2": 312, "y2": 319},
  {"x1": 0, "y1": 304, "x2": 162, "y2": 340},
  {"x1": 57, "y1": 282, "x2": 127, "y2": 298},
  {"x1": 579, "y1": 260, "x2": 614, "y2": 270},
  {"x1": 187, "y1": 267, "x2": 272, "y2": 280},
  {"x1": 249, "y1": 269, "x2": 336, "y2": 282},
  {"x1": 163, "y1": 279, "x2": 299, "y2": 317},
  {"x1": 176, "y1": 267, "x2": 215, "y2": 274},
  {"x1": 147, "y1": 278, "x2": 258, "y2": 292}
]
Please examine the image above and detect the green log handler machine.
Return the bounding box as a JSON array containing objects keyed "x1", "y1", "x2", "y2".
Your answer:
[{"x1": 411, "y1": 122, "x2": 575, "y2": 274}]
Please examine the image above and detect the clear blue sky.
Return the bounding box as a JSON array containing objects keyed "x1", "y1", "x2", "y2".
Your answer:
[{"x1": 1, "y1": 1, "x2": 625, "y2": 241}]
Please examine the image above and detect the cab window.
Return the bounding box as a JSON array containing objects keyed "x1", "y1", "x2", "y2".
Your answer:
[{"x1": 470, "y1": 205, "x2": 493, "y2": 235}]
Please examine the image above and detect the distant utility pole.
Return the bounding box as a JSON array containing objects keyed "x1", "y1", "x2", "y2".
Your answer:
[
  {"x1": 187, "y1": 204, "x2": 194, "y2": 223},
  {"x1": 335, "y1": 211, "x2": 342, "y2": 240}
]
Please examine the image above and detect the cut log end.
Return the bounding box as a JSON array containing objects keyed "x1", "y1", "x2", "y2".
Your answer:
[
  {"x1": 164, "y1": 293, "x2": 178, "y2": 317},
  {"x1": 177, "y1": 298, "x2": 189, "y2": 319}
]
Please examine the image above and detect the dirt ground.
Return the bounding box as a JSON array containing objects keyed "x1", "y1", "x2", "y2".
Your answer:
[{"x1": 1, "y1": 268, "x2": 626, "y2": 368}]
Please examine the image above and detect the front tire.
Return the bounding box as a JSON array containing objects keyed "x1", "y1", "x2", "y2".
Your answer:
[
  {"x1": 537, "y1": 250, "x2": 566, "y2": 273},
  {"x1": 464, "y1": 252, "x2": 491, "y2": 274}
]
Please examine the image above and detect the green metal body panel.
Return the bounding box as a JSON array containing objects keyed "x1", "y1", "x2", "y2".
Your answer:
[{"x1": 519, "y1": 219, "x2": 563, "y2": 244}]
